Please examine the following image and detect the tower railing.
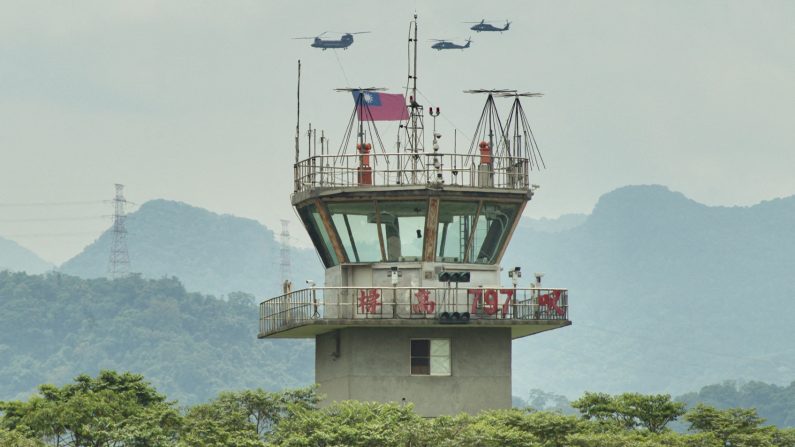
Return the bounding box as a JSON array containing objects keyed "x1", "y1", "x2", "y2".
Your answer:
[
  {"x1": 293, "y1": 153, "x2": 531, "y2": 193},
  {"x1": 259, "y1": 286, "x2": 568, "y2": 337}
]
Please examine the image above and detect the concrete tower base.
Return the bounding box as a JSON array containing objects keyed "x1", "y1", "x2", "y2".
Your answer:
[{"x1": 315, "y1": 327, "x2": 512, "y2": 417}]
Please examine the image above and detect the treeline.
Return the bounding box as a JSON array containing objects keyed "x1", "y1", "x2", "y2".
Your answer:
[
  {"x1": 0, "y1": 271, "x2": 312, "y2": 404},
  {"x1": 516, "y1": 382, "x2": 795, "y2": 429},
  {"x1": 2, "y1": 371, "x2": 795, "y2": 447},
  {"x1": 678, "y1": 381, "x2": 795, "y2": 428}
]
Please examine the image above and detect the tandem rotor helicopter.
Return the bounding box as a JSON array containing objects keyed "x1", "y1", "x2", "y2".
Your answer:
[
  {"x1": 466, "y1": 19, "x2": 511, "y2": 32},
  {"x1": 293, "y1": 31, "x2": 371, "y2": 50},
  {"x1": 430, "y1": 38, "x2": 472, "y2": 51}
]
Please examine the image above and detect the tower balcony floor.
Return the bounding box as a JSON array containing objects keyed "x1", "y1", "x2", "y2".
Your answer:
[{"x1": 258, "y1": 286, "x2": 570, "y2": 339}]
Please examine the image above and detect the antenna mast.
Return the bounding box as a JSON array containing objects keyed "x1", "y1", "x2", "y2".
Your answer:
[
  {"x1": 295, "y1": 60, "x2": 301, "y2": 163},
  {"x1": 411, "y1": 14, "x2": 418, "y2": 102},
  {"x1": 280, "y1": 219, "x2": 292, "y2": 292},
  {"x1": 108, "y1": 183, "x2": 130, "y2": 279},
  {"x1": 401, "y1": 14, "x2": 426, "y2": 182}
]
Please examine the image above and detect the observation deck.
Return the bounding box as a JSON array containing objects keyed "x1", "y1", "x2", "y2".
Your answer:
[
  {"x1": 293, "y1": 152, "x2": 533, "y2": 197},
  {"x1": 259, "y1": 285, "x2": 569, "y2": 339},
  {"x1": 290, "y1": 150, "x2": 537, "y2": 269}
]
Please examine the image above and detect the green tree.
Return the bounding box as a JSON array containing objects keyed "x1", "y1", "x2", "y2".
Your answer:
[
  {"x1": 684, "y1": 404, "x2": 777, "y2": 446},
  {"x1": 572, "y1": 392, "x2": 685, "y2": 433},
  {"x1": 179, "y1": 402, "x2": 263, "y2": 447},
  {"x1": 0, "y1": 370, "x2": 180, "y2": 447},
  {"x1": 0, "y1": 427, "x2": 45, "y2": 447},
  {"x1": 567, "y1": 431, "x2": 723, "y2": 447},
  {"x1": 179, "y1": 386, "x2": 319, "y2": 446},
  {"x1": 571, "y1": 392, "x2": 627, "y2": 426},
  {"x1": 269, "y1": 400, "x2": 428, "y2": 447}
]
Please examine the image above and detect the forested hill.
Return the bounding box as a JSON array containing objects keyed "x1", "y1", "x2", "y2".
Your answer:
[
  {"x1": 6, "y1": 186, "x2": 795, "y2": 406},
  {"x1": 60, "y1": 199, "x2": 323, "y2": 297},
  {"x1": 0, "y1": 236, "x2": 52, "y2": 274},
  {"x1": 506, "y1": 185, "x2": 795, "y2": 398},
  {"x1": 0, "y1": 271, "x2": 312, "y2": 404}
]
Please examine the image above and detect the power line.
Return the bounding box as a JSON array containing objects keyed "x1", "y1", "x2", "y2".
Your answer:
[
  {"x1": 2, "y1": 231, "x2": 102, "y2": 238},
  {"x1": 0, "y1": 200, "x2": 105, "y2": 207},
  {"x1": 0, "y1": 216, "x2": 109, "y2": 223}
]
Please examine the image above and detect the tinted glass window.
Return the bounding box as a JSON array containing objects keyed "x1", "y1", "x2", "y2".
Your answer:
[
  {"x1": 436, "y1": 201, "x2": 479, "y2": 263},
  {"x1": 328, "y1": 201, "x2": 383, "y2": 263},
  {"x1": 297, "y1": 204, "x2": 339, "y2": 267},
  {"x1": 470, "y1": 202, "x2": 520, "y2": 264},
  {"x1": 378, "y1": 201, "x2": 427, "y2": 262}
]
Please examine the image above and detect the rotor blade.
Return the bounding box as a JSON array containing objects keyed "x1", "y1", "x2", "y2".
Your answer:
[
  {"x1": 495, "y1": 92, "x2": 544, "y2": 98},
  {"x1": 334, "y1": 87, "x2": 386, "y2": 92},
  {"x1": 464, "y1": 89, "x2": 516, "y2": 94},
  {"x1": 293, "y1": 31, "x2": 328, "y2": 39}
]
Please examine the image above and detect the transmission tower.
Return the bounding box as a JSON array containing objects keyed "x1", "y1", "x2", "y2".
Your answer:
[
  {"x1": 280, "y1": 219, "x2": 292, "y2": 292},
  {"x1": 108, "y1": 184, "x2": 130, "y2": 278}
]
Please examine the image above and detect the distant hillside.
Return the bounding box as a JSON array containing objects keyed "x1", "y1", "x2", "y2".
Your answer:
[
  {"x1": 506, "y1": 185, "x2": 795, "y2": 398},
  {"x1": 518, "y1": 213, "x2": 587, "y2": 233},
  {"x1": 0, "y1": 236, "x2": 53, "y2": 274},
  {"x1": 0, "y1": 271, "x2": 313, "y2": 404},
  {"x1": 9, "y1": 187, "x2": 795, "y2": 406},
  {"x1": 60, "y1": 200, "x2": 322, "y2": 297},
  {"x1": 676, "y1": 380, "x2": 795, "y2": 428}
]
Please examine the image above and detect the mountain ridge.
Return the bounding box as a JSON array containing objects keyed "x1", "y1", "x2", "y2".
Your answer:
[
  {"x1": 5, "y1": 185, "x2": 794, "y2": 403},
  {"x1": 0, "y1": 236, "x2": 53, "y2": 274},
  {"x1": 506, "y1": 184, "x2": 795, "y2": 398},
  {"x1": 60, "y1": 198, "x2": 322, "y2": 297}
]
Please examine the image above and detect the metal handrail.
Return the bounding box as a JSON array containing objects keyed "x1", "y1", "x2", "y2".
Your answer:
[
  {"x1": 293, "y1": 153, "x2": 532, "y2": 192},
  {"x1": 259, "y1": 286, "x2": 568, "y2": 336}
]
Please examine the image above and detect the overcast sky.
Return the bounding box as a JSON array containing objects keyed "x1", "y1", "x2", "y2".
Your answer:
[{"x1": 1, "y1": 0, "x2": 793, "y2": 264}]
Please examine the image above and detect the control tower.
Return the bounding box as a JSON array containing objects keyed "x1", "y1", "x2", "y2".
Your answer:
[{"x1": 258, "y1": 17, "x2": 570, "y2": 417}]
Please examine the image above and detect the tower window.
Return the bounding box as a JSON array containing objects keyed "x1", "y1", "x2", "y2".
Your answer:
[
  {"x1": 435, "y1": 200, "x2": 520, "y2": 264},
  {"x1": 410, "y1": 339, "x2": 450, "y2": 376}
]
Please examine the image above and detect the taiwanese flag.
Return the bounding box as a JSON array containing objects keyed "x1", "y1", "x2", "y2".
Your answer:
[{"x1": 352, "y1": 90, "x2": 408, "y2": 121}]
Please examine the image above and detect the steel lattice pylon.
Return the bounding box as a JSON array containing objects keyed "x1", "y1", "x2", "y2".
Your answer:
[{"x1": 108, "y1": 184, "x2": 130, "y2": 278}]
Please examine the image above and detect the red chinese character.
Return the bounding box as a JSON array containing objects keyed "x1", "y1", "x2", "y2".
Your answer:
[
  {"x1": 469, "y1": 288, "x2": 499, "y2": 316},
  {"x1": 412, "y1": 289, "x2": 436, "y2": 314},
  {"x1": 538, "y1": 290, "x2": 565, "y2": 316},
  {"x1": 358, "y1": 289, "x2": 381, "y2": 314}
]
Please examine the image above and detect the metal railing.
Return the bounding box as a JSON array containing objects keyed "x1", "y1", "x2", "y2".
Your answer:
[
  {"x1": 293, "y1": 153, "x2": 531, "y2": 193},
  {"x1": 259, "y1": 286, "x2": 568, "y2": 336}
]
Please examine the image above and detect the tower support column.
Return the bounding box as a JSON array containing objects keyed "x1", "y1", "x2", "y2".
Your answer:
[{"x1": 315, "y1": 326, "x2": 512, "y2": 416}]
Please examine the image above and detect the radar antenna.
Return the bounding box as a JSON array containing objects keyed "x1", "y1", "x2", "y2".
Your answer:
[
  {"x1": 497, "y1": 91, "x2": 546, "y2": 169},
  {"x1": 464, "y1": 89, "x2": 515, "y2": 161}
]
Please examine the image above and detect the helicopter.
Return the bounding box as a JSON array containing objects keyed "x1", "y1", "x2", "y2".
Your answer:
[
  {"x1": 293, "y1": 31, "x2": 371, "y2": 50},
  {"x1": 430, "y1": 38, "x2": 472, "y2": 51},
  {"x1": 465, "y1": 20, "x2": 511, "y2": 32}
]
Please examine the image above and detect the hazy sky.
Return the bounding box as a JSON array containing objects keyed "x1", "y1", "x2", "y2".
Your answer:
[{"x1": 1, "y1": 0, "x2": 793, "y2": 264}]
